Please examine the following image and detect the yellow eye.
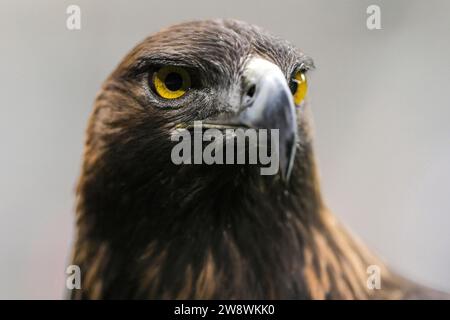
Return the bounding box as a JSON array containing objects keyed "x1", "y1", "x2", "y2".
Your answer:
[
  {"x1": 152, "y1": 66, "x2": 191, "y2": 99},
  {"x1": 290, "y1": 71, "x2": 308, "y2": 105}
]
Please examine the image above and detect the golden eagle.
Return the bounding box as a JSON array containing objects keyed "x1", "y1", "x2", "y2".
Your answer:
[{"x1": 70, "y1": 19, "x2": 447, "y2": 299}]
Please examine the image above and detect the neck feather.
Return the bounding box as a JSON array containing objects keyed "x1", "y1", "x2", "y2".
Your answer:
[{"x1": 71, "y1": 145, "x2": 402, "y2": 299}]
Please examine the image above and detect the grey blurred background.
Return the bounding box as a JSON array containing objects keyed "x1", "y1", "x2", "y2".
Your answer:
[{"x1": 0, "y1": 0, "x2": 449, "y2": 299}]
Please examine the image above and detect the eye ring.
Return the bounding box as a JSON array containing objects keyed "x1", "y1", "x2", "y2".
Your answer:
[
  {"x1": 289, "y1": 71, "x2": 308, "y2": 105},
  {"x1": 151, "y1": 66, "x2": 191, "y2": 100}
]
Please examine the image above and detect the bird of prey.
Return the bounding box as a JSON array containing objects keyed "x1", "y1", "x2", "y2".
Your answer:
[{"x1": 70, "y1": 19, "x2": 447, "y2": 299}]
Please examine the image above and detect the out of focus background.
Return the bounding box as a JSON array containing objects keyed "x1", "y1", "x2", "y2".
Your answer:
[{"x1": 0, "y1": 0, "x2": 449, "y2": 299}]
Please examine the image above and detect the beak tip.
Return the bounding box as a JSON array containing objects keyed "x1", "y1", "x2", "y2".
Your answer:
[{"x1": 279, "y1": 135, "x2": 297, "y2": 182}]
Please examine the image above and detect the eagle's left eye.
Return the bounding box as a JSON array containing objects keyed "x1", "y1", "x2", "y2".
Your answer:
[
  {"x1": 289, "y1": 71, "x2": 308, "y2": 105},
  {"x1": 151, "y1": 66, "x2": 191, "y2": 100}
]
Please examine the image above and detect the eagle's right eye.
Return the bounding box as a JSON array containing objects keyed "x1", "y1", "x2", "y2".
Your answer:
[{"x1": 151, "y1": 66, "x2": 191, "y2": 100}]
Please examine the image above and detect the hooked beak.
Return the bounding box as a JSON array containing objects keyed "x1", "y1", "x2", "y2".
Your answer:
[
  {"x1": 238, "y1": 58, "x2": 298, "y2": 181},
  {"x1": 200, "y1": 58, "x2": 298, "y2": 181}
]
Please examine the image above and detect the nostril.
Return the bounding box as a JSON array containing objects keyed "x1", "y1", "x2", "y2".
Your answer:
[{"x1": 246, "y1": 84, "x2": 256, "y2": 98}]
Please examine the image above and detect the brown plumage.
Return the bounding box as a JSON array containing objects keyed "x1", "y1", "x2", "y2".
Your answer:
[{"x1": 69, "y1": 19, "x2": 447, "y2": 299}]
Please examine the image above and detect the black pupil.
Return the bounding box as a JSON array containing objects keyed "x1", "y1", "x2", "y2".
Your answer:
[
  {"x1": 164, "y1": 72, "x2": 183, "y2": 91},
  {"x1": 289, "y1": 79, "x2": 298, "y2": 95}
]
